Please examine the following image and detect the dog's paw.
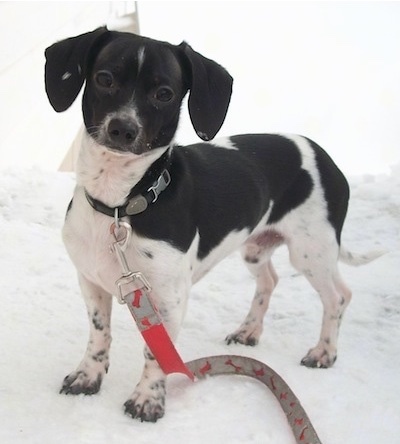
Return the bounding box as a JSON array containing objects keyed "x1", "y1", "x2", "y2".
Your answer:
[
  {"x1": 124, "y1": 380, "x2": 166, "y2": 422},
  {"x1": 301, "y1": 345, "x2": 337, "y2": 369},
  {"x1": 60, "y1": 370, "x2": 103, "y2": 395},
  {"x1": 225, "y1": 330, "x2": 259, "y2": 346}
]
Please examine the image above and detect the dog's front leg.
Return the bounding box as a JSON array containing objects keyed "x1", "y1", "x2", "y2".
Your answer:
[
  {"x1": 60, "y1": 274, "x2": 112, "y2": 395},
  {"x1": 124, "y1": 347, "x2": 167, "y2": 422},
  {"x1": 124, "y1": 286, "x2": 188, "y2": 422}
]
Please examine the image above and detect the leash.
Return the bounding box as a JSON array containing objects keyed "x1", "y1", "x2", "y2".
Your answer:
[
  {"x1": 110, "y1": 220, "x2": 194, "y2": 380},
  {"x1": 186, "y1": 355, "x2": 322, "y2": 444},
  {"x1": 110, "y1": 221, "x2": 322, "y2": 444}
]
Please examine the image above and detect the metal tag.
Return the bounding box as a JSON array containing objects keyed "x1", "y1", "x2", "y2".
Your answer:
[{"x1": 126, "y1": 195, "x2": 148, "y2": 215}]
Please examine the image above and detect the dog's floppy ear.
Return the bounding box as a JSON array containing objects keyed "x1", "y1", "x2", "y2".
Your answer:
[
  {"x1": 45, "y1": 27, "x2": 109, "y2": 112},
  {"x1": 180, "y1": 43, "x2": 233, "y2": 141}
]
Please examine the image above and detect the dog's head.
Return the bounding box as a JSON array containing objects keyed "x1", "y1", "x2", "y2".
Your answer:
[{"x1": 45, "y1": 27, "x2": 233, "y2": 155}]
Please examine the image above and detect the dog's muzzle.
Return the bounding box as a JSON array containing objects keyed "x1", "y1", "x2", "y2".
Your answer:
[{"x1": 105, "y1": 117, "x2": 140, "y2": 152}]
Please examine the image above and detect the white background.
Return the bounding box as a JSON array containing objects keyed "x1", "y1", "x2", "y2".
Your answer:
[{"x1": 0, "y1": 1, "x2": 399, "y2": 174}]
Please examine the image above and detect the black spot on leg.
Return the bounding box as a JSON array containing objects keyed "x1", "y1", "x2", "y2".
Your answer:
[
  {"x1": 144, "y1": 348, "x2": 155, "y2": 361},
  {"x1": 92, "y1": 311, "x2": 104, "y2": 331},
  {"x1": 245, "y1": 255, "x2": 259, "y2": 264},
  {"x1": 92, "y1": 349, "x2": 107, "y2": 362},
  {"x1": 150, "y1": 380, "x2": 166, "y2": 392}
]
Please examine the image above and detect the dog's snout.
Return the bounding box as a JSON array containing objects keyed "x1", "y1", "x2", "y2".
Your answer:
[{"x1": 107, "y1": 118, "x2": 139, "y2": 149}]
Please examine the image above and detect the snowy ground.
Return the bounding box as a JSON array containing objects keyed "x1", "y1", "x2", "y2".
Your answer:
[{"x1": 0, "y1": 160, "x2": 399, "y2": 444}]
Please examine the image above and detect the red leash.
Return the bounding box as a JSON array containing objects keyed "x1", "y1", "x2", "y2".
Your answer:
[{"x1": 124, "y1": 288, "x2": 194, "y2": 381}]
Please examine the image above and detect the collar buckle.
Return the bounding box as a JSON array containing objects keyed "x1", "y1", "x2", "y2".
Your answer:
[{"x1": 147, "y1": 169, "x2": 171, "y2": 203}]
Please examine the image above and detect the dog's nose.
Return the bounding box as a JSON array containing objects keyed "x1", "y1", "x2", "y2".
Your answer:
[{"x1": 107, "y1": 118, "x2": 139, "y2": 148}]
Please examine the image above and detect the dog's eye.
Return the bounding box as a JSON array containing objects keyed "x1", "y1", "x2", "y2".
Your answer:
[
  {"x1": 155, "y1": 86, "x2": 174, "y2": 103},
  {"x1": 95, "y1": 70, "x2": 114, "y2": 88}
]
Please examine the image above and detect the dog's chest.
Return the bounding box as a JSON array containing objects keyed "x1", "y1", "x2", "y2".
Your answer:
[
  {"x1": 63, "y1": 187, "x2": 191, "y2": 296},
  {"x1": 63, "y1": 189, "x2": 143, "y2": 294}
]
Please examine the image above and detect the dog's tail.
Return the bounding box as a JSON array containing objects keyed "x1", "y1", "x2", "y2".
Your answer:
[{"x1": 339, "y1": 246, "x2": 386, "y2": 266}]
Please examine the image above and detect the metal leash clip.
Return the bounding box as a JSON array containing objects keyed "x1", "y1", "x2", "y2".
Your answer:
[{"x1": 109, "y1": 221, "x2": 151, "y2": 304}]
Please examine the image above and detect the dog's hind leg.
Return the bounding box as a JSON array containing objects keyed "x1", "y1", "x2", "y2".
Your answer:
[
  {"x1": 60, "y1": 274, "x2": 112, "y2": 395},
  {"x1": 226, "y1": 231, "x2": 282, "y2": 346},
  {"x1": 288, "y1": 235, "x2": 352, "y2": 368}
]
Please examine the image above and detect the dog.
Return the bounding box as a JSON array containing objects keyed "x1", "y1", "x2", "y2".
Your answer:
[{"x1": 45, "y1": 27, "x2": 380, "y2": 422}]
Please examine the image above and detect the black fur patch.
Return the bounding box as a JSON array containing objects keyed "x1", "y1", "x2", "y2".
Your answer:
[
  {"x1": 128, "y1": 134, "x2": 315, "y2": 259},
  {"x1": 308, "y1": 138, "x2": 349, "y2": 243}
]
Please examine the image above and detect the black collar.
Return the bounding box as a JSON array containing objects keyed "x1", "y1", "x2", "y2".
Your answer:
[{"x1": 85, "y1": 148, "x2": 172, "y2": 217}]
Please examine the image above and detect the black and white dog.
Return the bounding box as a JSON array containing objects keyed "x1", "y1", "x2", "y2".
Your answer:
[{"x1": 45, "y1": 27, "x2": 379, "y2": 422}]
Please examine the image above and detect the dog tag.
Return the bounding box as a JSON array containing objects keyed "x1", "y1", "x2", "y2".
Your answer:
[{"x1": 126, "y1": 195, "x2": 148, "y2": 215}]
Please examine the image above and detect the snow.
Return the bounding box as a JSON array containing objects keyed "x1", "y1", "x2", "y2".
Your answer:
[
  {"x1": 0, "y1": 163, "x2": 399, "y2": 443},
  {"x1": 1, "y1": 2, "x2": 400, "y2": 443}
]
